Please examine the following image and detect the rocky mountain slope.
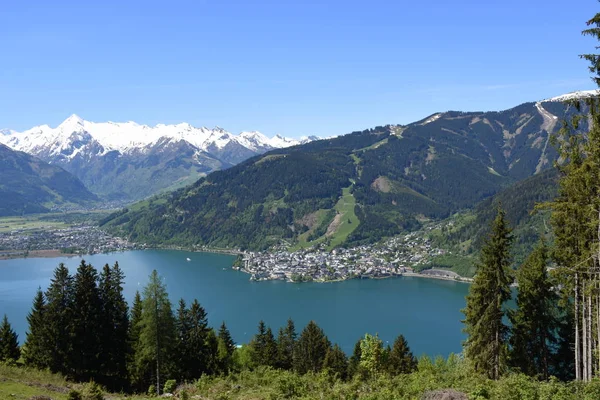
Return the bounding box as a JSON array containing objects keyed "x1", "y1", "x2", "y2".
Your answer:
[
  {"x1": 0, "y1": 116, "x2": 318, "y2": 200},
  {"x1": 0, "y1": 144, "x2": 97, "y2": 216},
  {"x1": 101, "y1": 93, "x2": 589, "y2": 250}
]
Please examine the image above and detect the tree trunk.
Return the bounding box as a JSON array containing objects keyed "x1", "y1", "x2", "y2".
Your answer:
[
  {"x1": 583, "y1": 281, "x2": 588, "y2": 382},
  {"x1": 589, "y1": 289, "x2": 593, "y2": 381},
  {"x1": 576, "y1": 272, "x2": 581, "y2": 381}
]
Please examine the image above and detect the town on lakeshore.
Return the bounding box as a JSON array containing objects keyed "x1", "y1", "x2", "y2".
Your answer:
[
  {"x1": 236, "y1": 229, "x2": 472, "y2": 283},
  {"x1": 0, "y1": 218, "x2": 472, "y2": 283}
]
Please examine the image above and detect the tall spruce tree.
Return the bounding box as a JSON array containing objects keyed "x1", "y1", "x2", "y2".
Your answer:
[
  {"x1": 276, "y1": 318, "x2": 296, "y2": 370},
  {"x1": 387, "y1": 334, "x2": 417, "y2": 375},
  {"x1": 71, "y1": 260, "x2": 103, "y2": 381},
  {"x1": 293, "y1": 320, "x2": 331, "y2": 374},
  {"x1": 544, "y1": 8, "x2": 600, "y2": 381},
  {"x1": 348, "y1": 338, "x2": 363, "y2": 378},
  {"x1": 23, "y1": 287, "x2": 49, "y2": 369},
  {"x1": 250, "y1": 321, "x2": 277, "y2": 367},
  {"x1": 509, "y1": 240, "x2": 558, "y2": 379},
  {"x1": 128, "y1": 290, "x2": 144, "y2": 391},
  {"x1": 137, "y1": 270, "x2": 176, "y2": 395},
  {"x1": 44, "y1": 263, "x2": 74, "y2": 376},
  {"x1": 175, "y1": 298, "x2": 192, "y2": 380},
  {"x1": 217, "y1": 321, "x2": 236, "y2": 373},
  {"x1": 323, "y1": 344, "x2": 348, "y2": 380},
  {"x1": 462, "y1": 207, "x2": 513, "y2": 380},
  {"x1": 0, "y1": 315, "x2": 20, "y2": 363},
  {"x1": 186, "y1": 299, "x2": 210, "y2": 378},
  {"x1": 98, "y1": 262, "x2": 130, "y2": 389}
]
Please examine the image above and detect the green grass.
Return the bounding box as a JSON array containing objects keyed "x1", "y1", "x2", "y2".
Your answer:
[
  {"x1": 328, "y1": 186, "x2": 360, "y2": 249},
  {"x1": 289, "y1": 209, "x2": 330, "y2": 251},
  {"x1": 0, "y1": 216, "x2": 68, "y2": 233}
]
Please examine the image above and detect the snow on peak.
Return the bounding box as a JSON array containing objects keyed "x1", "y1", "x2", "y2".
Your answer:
[
  {"x1": 542, "y1": 90, "x2": 599, "y2": 103},
  {"x1": 1, "y1": 116, "x2": 314, "y2": 157}
]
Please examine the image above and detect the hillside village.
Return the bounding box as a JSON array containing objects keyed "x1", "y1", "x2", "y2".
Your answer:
[{"x1": 236, "y1": 229, "x2": 469, "y2": 282}]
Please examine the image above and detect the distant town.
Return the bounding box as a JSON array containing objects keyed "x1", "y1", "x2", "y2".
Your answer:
[
  {"x1": 236, "y1": 230, "x2": 472, "y2": 283},
  {"x1": 0, "y1": 224, "x2": 136, "y2": 259},
  {"x1": 0, "y1": 218, "x2": 472, "y2": 283}
]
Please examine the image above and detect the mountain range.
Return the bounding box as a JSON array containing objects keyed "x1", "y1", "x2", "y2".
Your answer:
[
  {"x1": 100, "y1": 91, "x2": 594, "y2": 251},
  {"x1": 0, "y1": 116, "x2": 319, "y2": 201},
  {"x1": 0, "y1": 143, "x2": 97, "y2": 216}
]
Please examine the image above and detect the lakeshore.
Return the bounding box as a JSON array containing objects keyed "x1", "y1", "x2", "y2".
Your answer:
[{"x1": 0, "y1": 249, "x2": 470, "y2": 356}]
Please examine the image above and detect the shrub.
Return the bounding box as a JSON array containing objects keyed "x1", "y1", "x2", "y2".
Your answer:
[
  {"x1": 164, "y1": 379, "x2": 177, "y2": 394},
  {"x1": 82, "y1": 381, "x2": 104, "y2": 400},
  {"x1": 67, "y1": 389, "x2": 83, "y2": 400},
  {"x1": 148, "y1": 384, "x2": 156, "y2": 396},
  {"x1": 180, "y1": 389, "x2": 190, "y2": 400}
]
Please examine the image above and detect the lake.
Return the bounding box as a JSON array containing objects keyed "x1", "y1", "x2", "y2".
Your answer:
[{"x1": 0, "y1": 250, "x2": 470, "y2": 356}]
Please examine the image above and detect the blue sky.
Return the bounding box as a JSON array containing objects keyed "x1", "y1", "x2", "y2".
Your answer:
[{"x1": 1, "y1": 0, "x2": 598, "y2": 138}]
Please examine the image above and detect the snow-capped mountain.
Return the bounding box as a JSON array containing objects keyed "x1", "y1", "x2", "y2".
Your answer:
[
  {"x1": 542, "y1": 89, "x2": 599, "y2": 102},
  {"x1": 0, "y1": 115, "x2": 318, "y2": 201}
]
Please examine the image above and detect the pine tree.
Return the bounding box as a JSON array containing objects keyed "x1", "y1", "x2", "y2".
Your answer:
[
  {"x1": 44, "y1": 263, "x2": 74, "y2": 376},
  {"x1": 98, "y1": 262, "x2": 129, "y2": 389},
  {"x1": 187, "y1": 299, "x2": 210, "y2": 378},
  {"x1": 174, "y1": 298, "x2": 192, "y2": 380},
  {"x1": 348, "y1": 338, "x2": 363, "y2": 378},
  {"x1": 23, "y1": 287, "x2": 49, "y2": 369},
  {"x1": 137, "y1": 270, "x2": 176, "y2": 395},
  {"x1": 509, "y1": 240, "x2": 558, "y2": 379},
  {"x1": 543, "y1": 9, "x2": 600, "y2": 381},
  {"x1": 387, "y1": 334, "x2": 417, "y2": 375},
  {"x1": 293, "y1": 320, "x2": 331, "y2": 374},
  {"x1": 217, "y1": 321, "x2": 236, "y2": 373},
  {"x1": 204, "y1": 328, "x2": 220, "y2": 375},
  {"x1": 323, "y1": 344, "x2": 348, "y2": 380},
  {"x1": 71, "y1": 260, "x2": 103, "y2": 381},
  {"x1": 250, "y1": 321, "x2": 277, "y2": 367},
  {"x1": 0, "y1": 315, "x2": 20, "y2": 363},
  {"x1": 276, "y1": 318, "x2": 296, "y2": 370},
  {"x1": 129, "y1": 290, "x2": 144, "y2": 391},
  {"x1": 462, "y1": 207, "x2": 513, "y2": 380}
]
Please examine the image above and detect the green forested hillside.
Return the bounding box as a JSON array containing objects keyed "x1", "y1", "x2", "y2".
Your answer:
[
  {"x1": 429, "y1": 169, "x2": 558, "y2": 266},
  {"x1": 0, "y1": 144, "x2": 97, "y2": 216},
  {"x1": 101, "y1": 100, "x2": 577, "y2": 250}
]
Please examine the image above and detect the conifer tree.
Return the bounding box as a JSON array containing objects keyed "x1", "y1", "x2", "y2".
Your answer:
[
  {"x1": 186, "y1": 299, "x2": 210, "y2": 378},
  {"x1": 137, "y1": 270, "x2": 176, "y2": 395},
  {"x1": 204, "y1": 328, "x2": 220, "y2": 375},
  {"x1": 217, "y1": 321, "x2": 236, "y2": 373},
  {"x1": 99, "y1": 262, "x2": 129, "y2": 389},
  {"x1": 250, "y1": 321, "x2": 277, "y2": 367},
  {"x1": 544, "y1": 8, "x2": 600, "y2": 381},
  {"x1": 276, "y1": 318, "x2": 296, "y2": 370},
  {"x1": 71, "y1": 260, "x2": 103, "y2": 381},
  {"x1": 293, "y1": 320, "x2": 331, "y2": 374},
  {"x1": 462, "y1": 207, "x2": 513, "y2": 380},
  {"x1": 23, "y1": 287, "x2": 49, "y2": 369},
  {"x1": 323, "y1": 344, "x2": 348, "y2": 380},
  {"x1": 0, "y1": 315, "x2": 20, "y2": 363},
  {"x1": 129, "y1": 290, "x2": 144, "y2": 391},
  {"x1": 44, "y1": 263, "x2": 74, "y2": 376},
  {"x1": 387, "y1": 334, "x2": 417, "y2": 375},
  {"x1": 509, "y1": 240, "x2": 558, "y2": 379},
  {"x1": 174, "y1": 298, "x2": 192, "y2": 380},
  {"x1": 348, "y1": 338, "x2": 363, "y2": 377}
]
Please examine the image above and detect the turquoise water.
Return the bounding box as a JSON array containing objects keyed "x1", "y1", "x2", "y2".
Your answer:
[{"x1": 0, "y1": 250, "x2": 470, "y2": 356}]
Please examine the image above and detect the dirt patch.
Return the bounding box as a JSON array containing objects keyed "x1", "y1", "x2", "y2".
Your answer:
[
  {"x1": 422, "y1": 389, "x2": 468, "y2": 400},
  {"x1": 326, "y1": 213, "x2": 342, "y2": 237},
  {"x1": 296, "y1": 211, "x2": 320, "y2": 229},
  {"x1": 371, "y1": 176, "x2": 391, "y2": 193}
]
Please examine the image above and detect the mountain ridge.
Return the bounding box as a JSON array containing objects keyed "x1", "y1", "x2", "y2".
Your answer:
[
  {"x1": 0, "y1": 116, "x2": 320, "y2": 201},
  {"x1": 100, "y1": 94, "x2": 589, "y2": 250}
]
